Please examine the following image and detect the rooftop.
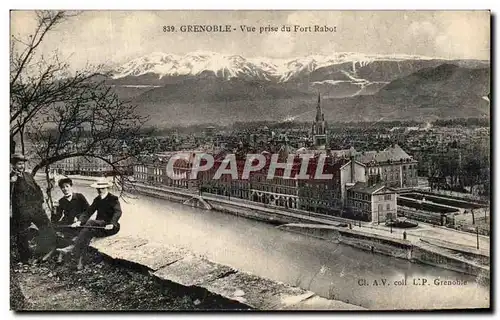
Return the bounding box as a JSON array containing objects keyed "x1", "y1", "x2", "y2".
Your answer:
[
  {"x1": 354, "y1": 144, "x2": 413, "y2": 164},
  {"x1": 348, "y1": 181, "x2": 392, "y2": 194}
]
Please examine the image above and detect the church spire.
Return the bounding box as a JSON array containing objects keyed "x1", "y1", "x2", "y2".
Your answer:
[
  {"x1": 312, "y1": 93, "x2": 328, "y2": 149},
  {"x1": 315, "y1": 92, "x2": 322, "y2": 122}
]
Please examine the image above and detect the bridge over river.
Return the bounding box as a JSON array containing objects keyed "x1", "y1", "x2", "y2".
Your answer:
[{"x1": 41, "y1": 178, "x2": 489, "y2": 310}]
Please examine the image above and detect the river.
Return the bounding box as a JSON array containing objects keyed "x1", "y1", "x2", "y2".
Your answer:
[{"x1": 49, "y1": 181, "x2": 489, "y2": 310}]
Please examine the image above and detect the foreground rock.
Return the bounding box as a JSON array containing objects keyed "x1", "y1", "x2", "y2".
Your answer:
[
  {"x1": 12, "y1": 250, "x2": 250, "y2": 311},
  {"x1": 91, "y1": 236, "x2": 365, "y2": 310}
]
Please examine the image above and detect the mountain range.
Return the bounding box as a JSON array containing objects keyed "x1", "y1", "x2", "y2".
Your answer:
[{"x1": 104, "y1": 51, "x2": 490, "y2": 126}]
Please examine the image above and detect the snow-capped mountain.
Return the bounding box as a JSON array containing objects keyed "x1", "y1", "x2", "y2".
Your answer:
[
  {"x1": 106, "y1": 52, "x2": 489, "y2": 126},
  {"x1": 113, "y1": 51, "x2": 272, "y2": 81},
  {"x1": 112, "y1": 51, "x2": 445, "y2": 83},
  {"x1": 108, "y1": 52, "x2": 489, "y2": 108}
]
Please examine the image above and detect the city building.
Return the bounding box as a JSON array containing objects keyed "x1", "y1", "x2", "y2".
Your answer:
[
  {"x1": 198, "y1": 151, "x2": 250, "y2": 199},
  {"x1": 78, "y1": 155, "x2": 114, "y2": 176},
  {"x1": 248, "y1": 154, "x2": 300, "y2": 209},
  {"x1": 353, "y1": 144, "x2": 418, "y2": 189},
  {"x1": 47, "y1": 139, "x2": 133, "y2": 177},
  {"x1": 133, "y1": 151, "x2": 204, "y2": 190},
  {"x1": 133, "y1": 156, "x2": 166, "y2": 184},
  {"x1": 297, "y1": 156, "x2": 348, "y2": 214},
  {"x1": 131, "y1": 146, "x2": 403, "y2": 223},
  {"x1": 345, "y1": 182, "x2": 398, "y2": 222},
  {"x1": 52, "y1": 156, "x2": 80, "y2": 175}
]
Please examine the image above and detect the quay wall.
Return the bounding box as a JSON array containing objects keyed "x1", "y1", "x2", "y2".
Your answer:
[
  {"x1": 277, "y1": 224, "x2": 489, "y2": 279},
  {"x1": 278, "y1": 224, "x2": 412, "y2": 260},
  {"x1": 130, "y1": 183, "x2": 355, "y2": 226},
  {"x1": 412, "y1": 245, "x2": 489, "y2": 281}
]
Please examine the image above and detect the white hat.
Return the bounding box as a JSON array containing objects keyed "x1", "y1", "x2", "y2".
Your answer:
[{"x1": 90, "y1": 178, "x2": 113, "y2": 189}]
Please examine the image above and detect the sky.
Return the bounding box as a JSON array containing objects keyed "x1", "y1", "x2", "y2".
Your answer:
[{"x1": 10, "y1": 10, "x2": 490, "y2": 71}]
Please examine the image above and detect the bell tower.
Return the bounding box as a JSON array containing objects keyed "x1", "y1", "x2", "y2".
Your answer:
[{"x1": 311, "y1": 93, "x2": 328, "y2": 148}]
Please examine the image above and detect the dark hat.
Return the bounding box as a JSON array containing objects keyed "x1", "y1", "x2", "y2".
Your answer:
[{"x1": 10, "y1": 153, "x2": 27, "y2": 164}]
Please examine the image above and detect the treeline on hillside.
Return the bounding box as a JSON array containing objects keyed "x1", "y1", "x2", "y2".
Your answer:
[{"x1": 432, "y1": 118, "x2": 490, "y2": 127}]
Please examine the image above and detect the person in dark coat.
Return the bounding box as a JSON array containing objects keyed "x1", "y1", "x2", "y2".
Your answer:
[
  {"x1": 52, "y1": 178, "x2": 90, "y2": 225},
  {"x1": 10, "y1": 153, "x2": 56, "y2": 263},
  {"x1": 57, "y1": 178, "x2": 122, "y2": 269},
  {"x1": 51, "y1": 177, "x2": 90, "y2": 262}
]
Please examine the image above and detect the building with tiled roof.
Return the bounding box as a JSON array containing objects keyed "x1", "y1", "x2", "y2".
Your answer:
[
  {"x1": 330, "y1": 147, "x2": 356, "y2": 159},
  {"x1": 345, "y1": 181, "x2": 397, "y2": 223},
  {"x1": 354, "y1": 144, "x2": 418, "y2": 189}
]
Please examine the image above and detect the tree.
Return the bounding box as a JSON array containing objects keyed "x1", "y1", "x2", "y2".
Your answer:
[
  {"x1": 10, "y1": 11, "x2": 96, "y2": 153},
  {"x1": 24, "y1": 85, "x2": 156, "y2": 211},
  {"x1": 463, "y1": 158, "x2": 482, "y2": 193},
  {"x1": 10, "y1": 10, "x2": 158, "y2": 212}
]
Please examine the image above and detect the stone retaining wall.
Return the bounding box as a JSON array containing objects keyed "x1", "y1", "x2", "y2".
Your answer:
[
  {"x1": 278, "y1": 224, "x2": 412, "y2": 260},
  {"x1": 278, "y1": 224, "x2": 489, "y2": 279},
  {"x1": 131, "y1": 183, "x2": 351, "y2": 226},
  {"x1": 412, "y1": 245, "x2": 490, "y2": 281},
  {"x1": 90, "y1": 236, "x2": 364, "y2": 311}
]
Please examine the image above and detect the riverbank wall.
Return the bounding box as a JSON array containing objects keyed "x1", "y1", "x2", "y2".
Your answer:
[
  {"x1": 278, "y1": 224, "x2": 413, "y2": 260},
  {"x1": 277, "y1": 224, "x2": 489, "y2": 280},
  {"x1": 130, "y1": 182, "x2": 355, "y2": 226},
  {"x1": 411, "y1": 244, "x2": 489, "y2": 280}
]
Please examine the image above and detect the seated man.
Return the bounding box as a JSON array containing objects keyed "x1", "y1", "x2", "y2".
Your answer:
[
  {"x1": 57, "y1": 178, "x2": 122, "y2": 270},
  {"x1": 51, "y1": 178, "x2": 90, "y2": 261}
]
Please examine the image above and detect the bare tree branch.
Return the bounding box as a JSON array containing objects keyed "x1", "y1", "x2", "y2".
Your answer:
[
  {"x1": 11, "y1": 11, "x2": 67, "y2": 87},
  {"x1": 11, "y1": 10, "x2": 158, "y2": 204}
]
